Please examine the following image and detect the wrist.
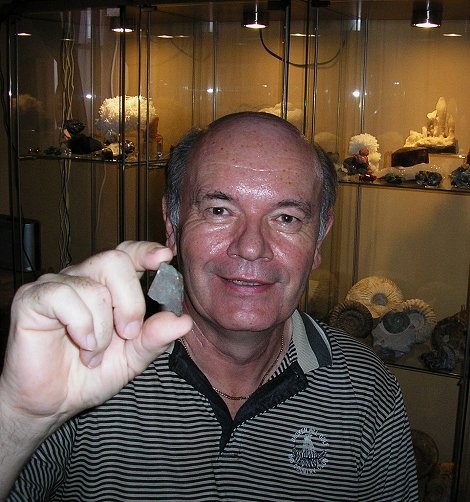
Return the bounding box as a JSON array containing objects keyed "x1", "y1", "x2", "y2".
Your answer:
[
  {"x1": 0, "y1": 381, "x2": 63, "y2": 443},
  {"x1": 0, "y1": 394, "x2": 60, "y2": 499}
]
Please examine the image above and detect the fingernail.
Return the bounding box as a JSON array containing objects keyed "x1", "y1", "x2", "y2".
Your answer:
[
  {"x1": 123, "y1": 320, "x2": 142, "y2": 339},
  {"x1": 148, "y1": 245, "x2": 164, "y2": 255}
]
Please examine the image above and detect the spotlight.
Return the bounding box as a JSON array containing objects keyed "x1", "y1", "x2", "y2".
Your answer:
[
  {"x1": 111, "y1": 17, "x2": 135, "y2": 33},
  {"x1": 411, "y1": 1, "x2": 442, "y2": 29},
  {"x1": 242, "y1": 7, "x2": 269, "y2": 29}
]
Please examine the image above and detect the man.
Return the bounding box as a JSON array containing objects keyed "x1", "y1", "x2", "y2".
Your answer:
[{"x1": 1, "y1": 112, "x2": 418, "y2": 500}]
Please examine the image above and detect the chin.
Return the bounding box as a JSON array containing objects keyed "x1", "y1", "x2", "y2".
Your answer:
[{"x1": 214, "y1": 308, "x2": 285, "y2": 333}]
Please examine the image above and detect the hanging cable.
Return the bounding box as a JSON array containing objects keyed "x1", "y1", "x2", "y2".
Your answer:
[
  {"x1": 110, "y1": 33, "x2": 119, "y2": 97},
  {"x1": 94, "y1": 165, "x2": 107, "y2": 239},
  {"x1": 259, "y1": 28, "x2": 345, "y2": 68},
  {"x1": 59, "y1": 159, "x2": 72, "y2": 267},
  {"x1": 58, "y1": 11, "x2": 74, "y2": 268}
]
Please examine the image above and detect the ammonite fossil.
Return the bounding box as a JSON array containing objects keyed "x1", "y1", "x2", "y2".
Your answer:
[
  {"x1": 402, "y1": 298, "x2": 437, "y2": 343},
  {"x1": 346, "y1": 276, "x2": 404, "y2": 318},
  {"x1": 421, "y1": 345, "x2": 457, "y2": 372},
  {"x1": 381, "y1": 309, "x2": 411, "y2": 334},
  {"x1": 327, "y1": 300, "x2": 373, "y2": 339},
  {"x1": 431, "y1": 310, "x2": 467, "y2": 359},
  {"x1": 372, "y1": 309, "x2": 414, "y2": 361}
]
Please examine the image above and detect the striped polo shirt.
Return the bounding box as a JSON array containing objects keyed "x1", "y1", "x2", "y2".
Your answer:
[{"x1": 10, "y1": 311, "x2": 418, "y2": 501}]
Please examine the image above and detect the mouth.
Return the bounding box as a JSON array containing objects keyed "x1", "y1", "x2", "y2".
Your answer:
[
  {"x1": 221, "y1": 275, "x2": 276, "y2": 295},
  {"x1": 229, "y1": 279, "x2": 266, "y2": 287}
]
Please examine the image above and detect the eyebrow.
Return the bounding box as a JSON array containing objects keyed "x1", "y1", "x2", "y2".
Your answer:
[
  {"x1": 200, "y1": 190, "x2": 232, "y2": 202},
  {"x1": 277, "y1": 198, "x2": 313, "y2": 218},
  {"x1": 192, "y1": 190, "x2": 232, "y2": 207}
]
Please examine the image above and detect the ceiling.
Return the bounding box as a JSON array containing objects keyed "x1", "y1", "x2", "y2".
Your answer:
[
  {"x1": 1, "y1": 0, "x2": 470, "y2": 22},
  {"x1": 150, "y1": 0, "x2": 470, "y2": 24},
  {"x1": 325, "y1": 0, "x2": 470, "y2": 20}
]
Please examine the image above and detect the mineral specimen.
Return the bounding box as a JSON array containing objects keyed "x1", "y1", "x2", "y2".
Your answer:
[
  {"x1": 415, "y1": 170, "x2": 442, "y2": 187},
  {"x1": 64, "y1": 119, "x2": 85, "y2": 135},
  {"x1": 451, "y1": 165, "x2": 470, "y2": 189},
  {"x1": 382, "y1": 173, "x2": 403, "y2": 185},
  {"x1": 403, "y1": 97, "x2": 458, "y2": 154},
  {"x1": 147, "y1": 263, "x2": 184, "y2": 316}
]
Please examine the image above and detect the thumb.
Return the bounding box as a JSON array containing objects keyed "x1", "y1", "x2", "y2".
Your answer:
[{"x1": 126, "y1": 312, "x2": 193, "y2": 373}]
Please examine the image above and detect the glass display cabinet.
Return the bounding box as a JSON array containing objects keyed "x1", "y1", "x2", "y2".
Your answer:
[
  {"x1": 304, "y1": 7, "x2": 470, "y2": 502},
  {"x1": 4, "y1": 0, "x2": 470, "y2": 500}
]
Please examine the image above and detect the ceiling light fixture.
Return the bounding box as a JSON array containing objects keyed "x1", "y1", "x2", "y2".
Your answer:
[
  {"x1": 411, "y1": 1, "x2": 443, "y2": 29},
  {"x1": 111, "y1": 17, "x2": 135, "y2": 33},
  {"x1": 242, "y1": 6, "x2": 269, "y2": 29}
]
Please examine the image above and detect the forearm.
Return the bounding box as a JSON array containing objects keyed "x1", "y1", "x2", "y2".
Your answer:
[{"x1": 0, "y1": 398, "x2": 57, "y2": 499}]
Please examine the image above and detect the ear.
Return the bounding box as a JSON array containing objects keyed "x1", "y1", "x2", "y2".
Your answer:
[
  {"x1": 162, "y1": 196, "x2": 177, "y2": 254},
  {"x1": 311, "y1": 210, "x2": 334, "y2": 271}
]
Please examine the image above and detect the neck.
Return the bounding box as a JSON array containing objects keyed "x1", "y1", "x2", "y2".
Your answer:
[{"x1": 180, "y1": 308, "x2": 292, "y2": 415}]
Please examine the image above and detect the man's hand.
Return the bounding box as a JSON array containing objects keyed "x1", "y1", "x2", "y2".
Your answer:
[{"x1": 0, "y1": 240, "x2": 192, "y2": 436}]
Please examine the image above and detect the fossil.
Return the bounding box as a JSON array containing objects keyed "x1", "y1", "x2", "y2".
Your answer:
[
  {"x1": 346, "y1": 276, "x2": 404, "y2": 319},
  {"x1": 327, "y1": 300, "x2": 373, "y2": 339}
]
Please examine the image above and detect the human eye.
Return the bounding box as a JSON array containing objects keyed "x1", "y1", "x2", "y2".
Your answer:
[
  {"x1": 198, "y1": 191, "x2": 235, "y2": 220},
  {"x1": 205, "y1": 206, "x2": 230, "y2": 218},
  {"x1": 278, "y1": 214, "x2": 298, "y2": 224},
  {"x1": 275, "y1": 213, "x2": 303, "y2": 232}
]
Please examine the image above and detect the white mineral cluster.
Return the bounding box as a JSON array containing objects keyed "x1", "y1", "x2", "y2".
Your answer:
[
  {"x1": 98, "y1": 96, "x2": 157, "y2": 133},
  {"x1": 258, "y1": 102, "x2": 303, "y2": 131},
  {"x1": 404, "y1": 97, "x2": 456, "y2": 149},
  {"x1": 348, "y1": 133, "x2": 381, "y2": 172}
]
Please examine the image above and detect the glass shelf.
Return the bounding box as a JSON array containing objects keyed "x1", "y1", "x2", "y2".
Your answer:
[
  {"x1": 388, "y1": 361, "x2": 463, "y2": 380},
  {"x1": 18, "y1": 153, "x2": 168, "y2": 169},
  {"x1": 338, "y1": 176, "x2": 470, "y2": 194}
]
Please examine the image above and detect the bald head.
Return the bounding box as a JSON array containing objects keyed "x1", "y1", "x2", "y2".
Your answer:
[{"x1": 207, "y1": 112, "x2": 307, "y2": 141}]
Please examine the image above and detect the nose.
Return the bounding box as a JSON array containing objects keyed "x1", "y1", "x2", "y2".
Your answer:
[{"x1": 227, "y1": 217, "x2": 274, "y2": 261}]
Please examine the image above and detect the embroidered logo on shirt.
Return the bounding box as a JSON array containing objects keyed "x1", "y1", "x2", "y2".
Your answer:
[{"x1": 288, "y1": 427, "x2": 329, "y2": 475}]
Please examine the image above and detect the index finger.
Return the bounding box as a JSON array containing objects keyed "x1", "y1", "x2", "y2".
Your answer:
[
  {"x1": 116, "y1": 241, "x2": 174, "y2": 274},
  {"x1": 65, "y1": 242, "x2": 174, "y2": 339}
]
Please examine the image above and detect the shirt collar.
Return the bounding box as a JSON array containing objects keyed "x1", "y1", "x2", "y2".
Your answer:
[
  {"x1": 292, "y1": 310, "x2": 333, "y2": 373},
  {"x1": 166, "y1": 309, "x2": 332, "y2": 374}
]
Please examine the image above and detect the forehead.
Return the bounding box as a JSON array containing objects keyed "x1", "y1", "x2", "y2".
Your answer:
[{"x1": 186, "y1": 118, "x2": 320, "y2": 199}]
